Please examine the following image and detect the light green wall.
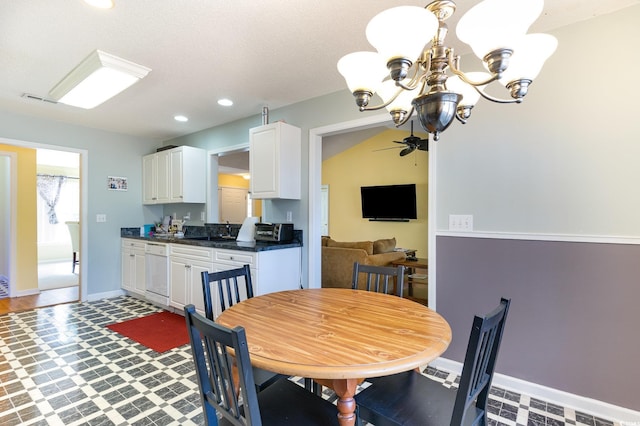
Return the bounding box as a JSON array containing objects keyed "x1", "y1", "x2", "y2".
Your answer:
[
  {"x1": 434, "y1": 5, "x2": 640, "y2": 237},
  {"x1": 322, "y1": 129, "x2": 428, "y2": 256},
  {"x1": 0, "y1": 113, "x2": 160, "y2": 298},
  {"x1": 2, "y1": 4, "x2": 638, "y2": 298}
]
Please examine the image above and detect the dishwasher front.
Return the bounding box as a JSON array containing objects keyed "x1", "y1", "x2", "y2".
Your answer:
[{"x1": 145, "y1": 242, "x2": 170, "y2": 307}]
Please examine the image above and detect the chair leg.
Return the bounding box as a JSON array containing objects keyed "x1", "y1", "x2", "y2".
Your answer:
[{"x1": 304, "y1": 378, "x2": 323, "y2": 396}]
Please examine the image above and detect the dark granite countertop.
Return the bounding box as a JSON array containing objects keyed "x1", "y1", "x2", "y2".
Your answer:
[{"x1": 121, "y1": 231, "x2": 302, "y2": 252}]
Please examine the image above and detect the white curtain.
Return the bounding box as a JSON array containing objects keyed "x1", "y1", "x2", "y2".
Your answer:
[{"x1": 37, "y1": 175, "x2": 67, "y2": 224}]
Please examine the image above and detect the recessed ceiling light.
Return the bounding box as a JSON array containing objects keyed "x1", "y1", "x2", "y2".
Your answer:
[
  {"x1": 84, "y1": 0, "x2": 115, "y2": 9},
  {"x1": 217, "y1": 98, "x2": 233, "y2": 107},
  {"x1": 174, "y1": 115, "x2": 188, "y2": 122}
]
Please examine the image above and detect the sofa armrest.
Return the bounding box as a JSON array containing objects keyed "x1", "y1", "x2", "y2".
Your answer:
[
  {"x1": 322, "y1": 247, "x2": 369, "y2": 289},
  {"x1": 365, "y1": 251, "x2": 407, "y2": 266}
]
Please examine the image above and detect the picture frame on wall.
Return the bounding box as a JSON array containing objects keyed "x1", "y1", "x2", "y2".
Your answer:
[{"x1": 107, "y1": 176, "x2": 128, "y2": 191}]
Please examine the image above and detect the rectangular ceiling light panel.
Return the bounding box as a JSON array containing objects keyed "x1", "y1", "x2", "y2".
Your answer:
[{"x1": 49, "y1": 50, "x2": 151, "y2": 109}]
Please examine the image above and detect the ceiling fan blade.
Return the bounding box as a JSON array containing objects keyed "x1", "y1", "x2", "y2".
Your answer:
[
  {"x1": 400, "y1": 146, "x2": 416, "y2": 156},
  {"x1": 373, "y1": 146, "x2": 404, "y2": 152}
]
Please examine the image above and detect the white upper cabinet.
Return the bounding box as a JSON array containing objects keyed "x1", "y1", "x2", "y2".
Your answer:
[
  {"x1": 143, "y1": 146, "x2": 206, "y2": 204},
  {"x1": 249, "y1": 122, "x2": 301, "y2": 199}
]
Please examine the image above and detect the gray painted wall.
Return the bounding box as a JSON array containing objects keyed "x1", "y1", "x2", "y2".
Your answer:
[{"x1": 437, "y1": 236, "x2": 640, "y2": 411}]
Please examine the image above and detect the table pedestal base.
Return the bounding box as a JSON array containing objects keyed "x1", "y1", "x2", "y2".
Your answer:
[{"x1": 314, "y1": 378, "x2": 361, "y2": 426}]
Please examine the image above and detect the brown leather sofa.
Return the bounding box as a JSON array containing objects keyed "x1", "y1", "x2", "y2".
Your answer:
[{"x1": 321, "y1": 237, "x2": 406, "y2": 289}]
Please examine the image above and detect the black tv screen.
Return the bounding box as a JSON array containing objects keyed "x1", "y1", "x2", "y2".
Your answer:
[{"x1": 360, "y1": 184, "x2": 417, "y2": 221}]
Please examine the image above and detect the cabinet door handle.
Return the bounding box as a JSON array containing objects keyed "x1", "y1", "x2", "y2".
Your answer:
[{"x1": 130, "y1": 254, "x2": 135, "y2": 258}]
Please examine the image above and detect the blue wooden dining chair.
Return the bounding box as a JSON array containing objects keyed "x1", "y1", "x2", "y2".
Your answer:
[
  {"x1": 352, "y1": 262, "x2": 405, "y2": 297},
  {"x1": 355, "y1": 297, "x2": 511, "y2": 426},
  {"x1": 184, "y1": 305, "x2": 340, "y2": 426},
  {"x1": 201, "y1": 266, "x2": 284, "y2": 393}
]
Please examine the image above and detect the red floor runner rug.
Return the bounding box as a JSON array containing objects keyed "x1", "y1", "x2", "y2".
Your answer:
[{"x1": 107, "y1": 311, "x2": 189, "y2": 353}]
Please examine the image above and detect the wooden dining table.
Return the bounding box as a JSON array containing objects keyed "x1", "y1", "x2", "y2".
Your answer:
[{"x1": 216, "y1": 288, "x2": 452, "y2": 426}]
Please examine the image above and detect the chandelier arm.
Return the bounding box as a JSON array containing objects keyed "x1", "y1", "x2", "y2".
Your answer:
[
  {"x1": 472, "y1": 85, "x2": 522, "y2": 104},
  {"x1": 395, "y1": 105, "x2": 415, "y2": 127},
  {"x1": 448, "y1": 56, "x2": 500, "y2": 87},
  {"x1": 455, "y1": 110, "x2": 467, "y2": 124},
  {"x1": 397, "y1": 54, "x2": 430, "y2": 91},
  {"x1": 360, "y1": 89, "x2": 401, "y2": 111}
]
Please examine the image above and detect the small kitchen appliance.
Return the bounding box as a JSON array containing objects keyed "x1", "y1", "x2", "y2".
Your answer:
[{"x1": 255, "y1": 223, "x2": 294, "y2": 242}]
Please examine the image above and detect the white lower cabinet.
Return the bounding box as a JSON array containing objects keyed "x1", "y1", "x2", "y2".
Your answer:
[
  {"x1": 121, "y1": 238, "x2": 302, "y2": 316},
  {"x1": 121, "y1": 239, "x2": 146, "y2": 297},
  {"x1": 211, "y1": 247, "x2": 302, "y2": 318},
  {"x1": 169, "y1": 245, "x2": 212, "y2": 315}
]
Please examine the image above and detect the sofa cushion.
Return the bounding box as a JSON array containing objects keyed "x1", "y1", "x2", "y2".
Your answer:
[
  {"x1": 373, "y1": 237, "x2": 396, "y2": 254},
  {"x1": 326, "y1": 239, "x2": 374, "y2": 255}
]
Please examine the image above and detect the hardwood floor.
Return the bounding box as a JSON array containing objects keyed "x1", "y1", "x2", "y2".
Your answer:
[{"x1": 0, "y1": 286, "x2": 79, "y2": 315}]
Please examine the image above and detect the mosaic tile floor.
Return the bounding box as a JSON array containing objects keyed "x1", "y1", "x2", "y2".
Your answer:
[{"x1": 0, "y1": 296, "x2": 621, "y2": 426}]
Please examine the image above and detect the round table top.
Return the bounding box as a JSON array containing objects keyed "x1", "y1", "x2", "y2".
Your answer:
[{"x1": 216, "y1": 288, "x2": 452, "y2": 380}]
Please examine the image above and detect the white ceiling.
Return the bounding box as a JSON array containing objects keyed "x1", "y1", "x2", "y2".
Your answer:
[{"x1": 1, "y1": 0, "x2": 637, "y2": 142}]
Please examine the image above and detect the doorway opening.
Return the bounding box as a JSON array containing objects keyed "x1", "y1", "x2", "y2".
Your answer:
[
  {"x1": 308, "y1": 113, "x2": 437, "y2": 308},
  {"x1": 36, "y1": 149, "x2": 80, "y2": 295},
  {"x1": 0, "y1": 140, "x2": 87, "y2": 313}
]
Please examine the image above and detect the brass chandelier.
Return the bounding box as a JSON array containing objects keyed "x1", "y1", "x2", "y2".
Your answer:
[{"x1": 337, "y1": 0, "x2": 557, "y2": 140}]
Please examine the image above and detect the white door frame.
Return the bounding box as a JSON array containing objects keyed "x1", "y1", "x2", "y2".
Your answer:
[
  {"x1": 0, "y1": 139, "x2": 88, "y2": 301},
  {"x1": 206, "y1": 143, "x2": 250, "y2": 223},
  {"x1": 0, "y1": 151, "x2": 18, "y2": 298}
]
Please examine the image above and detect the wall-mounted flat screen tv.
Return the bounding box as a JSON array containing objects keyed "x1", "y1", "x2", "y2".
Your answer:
[{"x1": 360, "y1": 184, "x2": 417, "y2": 221}]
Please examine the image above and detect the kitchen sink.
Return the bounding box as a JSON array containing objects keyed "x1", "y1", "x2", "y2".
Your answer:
[{"x1": 185, "y1": 235, "x2": 236, "y2": 241}]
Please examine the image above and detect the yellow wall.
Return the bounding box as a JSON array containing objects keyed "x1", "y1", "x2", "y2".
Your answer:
[
  {"x1": 0, "y1": 144, "x2": 38, "y2": 292},
  {"x1": 322, "y1": 129, "x2": 429, "y2": 257},
  {"x1": 218, "y1": 173, "x2": 262, "y2": 219}
]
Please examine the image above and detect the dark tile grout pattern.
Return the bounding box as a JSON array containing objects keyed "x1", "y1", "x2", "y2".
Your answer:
[{"x1": 0, "y1": 296, "x2": 622, "y2": 425}]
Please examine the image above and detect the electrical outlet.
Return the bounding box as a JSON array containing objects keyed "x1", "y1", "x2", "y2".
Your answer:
[
  {"x1": 286, "y1": 211, "x2": 293, "y2": 222},
  {"x1": 96, "y1": 214, "x2": 107, "y2": 223},
  {"x1": 200, "y1": 211, "x2": 205, "y2": 221},
  {"x1": 449, "y1": 214, "x2": 473, "y2": 231}
]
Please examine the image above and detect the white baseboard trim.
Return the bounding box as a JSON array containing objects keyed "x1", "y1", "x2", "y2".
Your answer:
[
  {"x1": 14, "y1": 288, "x2": 40, "y2": 297},
  {"x1": 85, "y1": 290, "x2": 124, "y2": 302},
  {"x1": 430, "y1": 358, "x2": 640, "y2": 423}
]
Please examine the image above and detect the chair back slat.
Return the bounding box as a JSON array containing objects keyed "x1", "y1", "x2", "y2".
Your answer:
[
  {"x1": 185, "y1": 304, "x2": 262, "y2": 426},
  {"x1": 352, "y1": 262, "x2": 405, "y2": 297},
  {"x1": 451, "y1": 298, "x2": 511, "y2": 426},
  {"x1": 201, "y1": 265, "x2": 253, "y2": 320}
]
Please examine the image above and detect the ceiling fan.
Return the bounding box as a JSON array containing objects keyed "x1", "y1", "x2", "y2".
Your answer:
[
  {"x1": 375, "y1": 120, "x2": 429, "y2": 156},
  {"x1": 396, "y1": 120, "x2": 428, "y2": 156}
]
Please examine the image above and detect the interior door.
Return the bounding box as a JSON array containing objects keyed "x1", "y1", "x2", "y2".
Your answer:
[{"x1": 220, "y1": 187, "x2": 248, "y2": 223}]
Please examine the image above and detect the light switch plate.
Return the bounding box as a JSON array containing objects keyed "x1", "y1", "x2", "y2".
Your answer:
[
  {"x1": 449, "y1": 214, "x2": 473, "y2": 231},
  {"x1": 96, "y1": 214, "x2": 107, "y2": 223}
]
